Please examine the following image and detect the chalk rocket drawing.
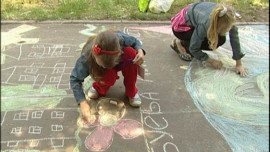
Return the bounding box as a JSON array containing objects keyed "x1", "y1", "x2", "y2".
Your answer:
[
  {"x1": 77, "y1": 24, "x2": 107, "y2": 52},
  {"x1": 185, "y1": 25, "x2": 269, "y2": 152},
  {"x1": 77, "y1": 98, "x2": 143, "y2": 151}
]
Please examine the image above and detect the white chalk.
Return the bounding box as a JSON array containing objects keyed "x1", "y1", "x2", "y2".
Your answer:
[{"x1": 110, "y1": 100, "x2": 118, "y2": 105}]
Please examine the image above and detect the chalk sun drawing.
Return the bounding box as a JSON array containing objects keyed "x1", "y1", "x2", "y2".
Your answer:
[
  {"x1": 77, "y1": 98, "x2": 143, "y2": 151},
  {"x1": 185, "y1": 25, "x2": 269, "y2": 152}
]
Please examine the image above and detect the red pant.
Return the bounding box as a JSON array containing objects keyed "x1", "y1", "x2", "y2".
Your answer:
[{"x1": 93, "y1": 47, "x2": 138, "y2": 98}]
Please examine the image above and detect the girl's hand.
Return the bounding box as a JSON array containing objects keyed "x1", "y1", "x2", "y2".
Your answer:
[
  {"x1": 133, "y1": 49, "x2": 144, "y2": 65},
  {"x1": 236, "y1": 65, "x2": 248, "y2": 77},
  {"x1": 206, "y1": 58, "x2": 223, "y2": 69},
  {"x1": 236, "y1": 60, "x2": 248, "y2": 77},
  {"x1": 80, "y1": 100, "x2": 96, "y2": 123}
]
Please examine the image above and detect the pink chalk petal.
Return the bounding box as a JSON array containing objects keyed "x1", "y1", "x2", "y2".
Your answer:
[
  {"x1": 85, "y1": 126, "x2": 114, "y2": 151},
  {"x1": 114, "y1": 119, "x2": 143, "y2": 139}
]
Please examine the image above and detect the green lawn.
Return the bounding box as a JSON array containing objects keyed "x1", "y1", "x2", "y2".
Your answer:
[{"x1": 1, "y1": 0, "x2": 269, "y2": 21}]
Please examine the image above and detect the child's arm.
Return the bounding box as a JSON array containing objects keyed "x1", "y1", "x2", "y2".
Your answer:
[
  {"x1": 229, "y1": 26, "x2": 245, "y2": 61},
  {"x1": 133, "y1": 49, "x2": 145, "y2": 65},
  {"x1": 229, "y1": 26, "x2": 247, "y2": 77},
  {"x1": 70, "y1": 54, "x2": 90, "y2": 105},
  {"x1": 117, "y1": 31, "x2": 146, "y2": 65},
  {"x1": 80, "y1": 100, "x2": 96, "y2": 123},
  {"x1": 70, "y1": 55, "x2": 96, "y2": 122},
  {"x1": 235, "y1": 59, "x2": 248, "y2": 77}
]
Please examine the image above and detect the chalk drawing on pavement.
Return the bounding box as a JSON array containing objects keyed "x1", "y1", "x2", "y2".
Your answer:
[
  {"x1": 76, "y1": 98, "x2": 143, "y2": 151},
  {"x1": 1, "y1": 108, "x2": 78, "y2": 150},
  {"x1": 73, "y1": 26, "x2": 180, "y2": 152},
  {"x1": 4, "y1": 24, "x2": 267, "y2": 151},
  {"x1": 128, "y1": 25, "x2": 173, "y2": 35},
  {"x1": 124, "y1": 27, "x2": 180, "y2": 152},
  {"x1": 1, "y1": 24, "x2": 39, "y2": 64},
  {"x1": 76, "y1": 24, "x2": 107, "y2": 52},
  {"x1": 1, "y1": 38, "x2": 80, "y2": 150},
  {"x1": 1, "y1": 43, "x2": 77, "y2": 111},
  {"x1": 79, "y1": 24, "x2": 107, "y2": 37},
  {"x1": 128, "y1": 24, "x2": 269, "y2": 152},
  {"x1": 185, "y1": 25, "x2": 269, "y2": 152}
]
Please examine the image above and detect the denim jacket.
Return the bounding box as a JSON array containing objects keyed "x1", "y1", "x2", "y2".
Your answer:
[
  {"x1": 185, "y1": 2, "x2": 245, "y2": 61},
  {"x1": 70, "y1": 31, "x2": 145, "y2": 105}
]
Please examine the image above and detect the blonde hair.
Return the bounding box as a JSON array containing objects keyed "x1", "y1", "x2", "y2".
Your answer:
[
  {"x1": 207, "y1": 4, "x2": 236, "y2": 50},
  {"x1": 82, "y1": 30, "x2": 121, "y2": 81}
]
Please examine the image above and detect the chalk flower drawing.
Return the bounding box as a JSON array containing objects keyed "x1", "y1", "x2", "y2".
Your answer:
[{"x1": 78, "y1": 98, "x2": 143, "y2": 151}]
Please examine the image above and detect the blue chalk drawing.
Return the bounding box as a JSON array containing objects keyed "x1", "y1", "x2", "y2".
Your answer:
[{"x1": 185, "y1": 25, "x2": 269, "y2": 152}]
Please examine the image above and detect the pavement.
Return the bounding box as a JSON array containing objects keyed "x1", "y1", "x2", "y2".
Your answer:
[{"x1": 1, "y1": 22, "x2": 269, "y2": 152}]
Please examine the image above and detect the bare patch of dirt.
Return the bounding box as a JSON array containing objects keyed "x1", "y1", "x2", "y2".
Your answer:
[{"x1": 238, "y1": 7, "x2": 269, "y2": 22}]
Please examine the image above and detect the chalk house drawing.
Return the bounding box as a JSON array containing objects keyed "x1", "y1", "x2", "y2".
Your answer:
[
  {"x1": 77, "y1": 98, "x2": 143, "y2": 151},
  {"x1": 185, "y1": 25, "x2": 269, "y2": 152},
  {"x1": 1, "y1": 108, "x2": 78, "y2": 150},
  {"x1": 1, "y1": 43, "x2": 76, "y2": 111},
  {"x1": 1, "y1": 43, "x2": 75, "y2": 89},
  {"x1": 1, "y1": 36, "x2": 79, "y2": 150}
]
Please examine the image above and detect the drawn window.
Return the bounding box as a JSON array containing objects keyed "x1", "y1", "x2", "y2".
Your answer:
[
  {"x1": 51, "y1": 139, "x2": 64, "y2": 148},
  {"x1": 52, "y1": 47, "x2": 63, "y2": 56},
  {"x1": 14, "y1": 112, "x2": 29, "y2": 120},
  {"x1": 43, "y1": 46, "x2": 51, "y2": 54},
  {"x1": 24, "y1": 68, "x2": 38, "y2": 74},
  {"x1": 50, "y1": 76, "x2": 61, "y2": 83},
  {"x1": 52, "y1": 45, "x2": 70, "y2": 54},
  {"x1": 52, "y1": 68, "x2": 65, "y2": 74},
  {"x1": 32, "y1": 111, "x2": 44, "y2": 119},
  {"x1": 61, "y1": 47, "x2": 70, "y2": 53},
  {"x1": 32, "y1": 44, "x2": 45, "y2": 48},
  {"x1": 30, "y1": 140, "x2": 39, "y2": 147},
  {"x1": 28, "y1": 52, "x2": 36, "y2": 58},
  {"x1": 29, "y1": 126, "x2": 42, "y2": 134},
  {"x1": 51, "y1": 111, "x2": 65, "y2": 119},
  {"x1": 53, "y1": 45, "x2": 64, "y2": 49},
  {"x1": 31, "y1": 63, "x2": 44, "y2": 68},
  {"x1": 54, "y1": 63, "x2": 66, "y2": 68},
  {"x1": 19, "y1": 75, "x2": 35, "y2": 81},
  {"x1": 7, "y1": 141, "x2": 19, "y2": 147},
  {"x1": 10, "y1": 127, "x2": 22, "y2": 135},
  {"x1": 51, "y1": 124, "x2": 63, "y2": 131}
]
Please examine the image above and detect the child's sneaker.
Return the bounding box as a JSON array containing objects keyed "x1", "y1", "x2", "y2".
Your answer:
[
  {"x1": 86, "y1": 87, "x2": 99, "y2": 100},
  {"x1": 128, "y1": 93, "x2": 141, "y2": 107}
]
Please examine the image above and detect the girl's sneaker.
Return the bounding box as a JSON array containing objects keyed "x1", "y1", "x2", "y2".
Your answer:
[
  {"x1": 128, "y1": 93, "x2": 141, "y2": 107},
  {"x1": 86, "y1": 87, "x2": 99, "y2": 100}
]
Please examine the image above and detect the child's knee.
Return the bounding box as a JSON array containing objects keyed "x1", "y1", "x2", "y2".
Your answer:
[{"x1": 123, "y1": 47, "x2": 137, "y2": 59}]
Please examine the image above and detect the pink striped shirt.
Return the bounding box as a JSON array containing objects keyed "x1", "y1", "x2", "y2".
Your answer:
[{"x1": 171, "y1": 5, "x2": 192, "y2": 32}]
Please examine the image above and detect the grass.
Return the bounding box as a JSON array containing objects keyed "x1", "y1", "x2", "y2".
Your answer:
[{"x1": 1, "y1": 0, "x2": 269, "y2": 21}]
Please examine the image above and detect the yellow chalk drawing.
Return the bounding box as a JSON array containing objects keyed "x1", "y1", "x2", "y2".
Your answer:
[
  {"x1": 1, "y1": 24, "x2": 39, "y2": 64},
  {"x1": 179, "y1": 65, "x2": 188, "y2": 70}
]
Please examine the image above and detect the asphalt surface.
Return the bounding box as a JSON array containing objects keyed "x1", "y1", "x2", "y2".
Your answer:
[{"x1": 1, "y1": 22, "x2": 268, "y2": 152}]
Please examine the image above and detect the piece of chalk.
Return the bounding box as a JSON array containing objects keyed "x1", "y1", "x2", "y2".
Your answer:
[{"x1": 110, "y1": 100, "x2": 117, "y2": 105}]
